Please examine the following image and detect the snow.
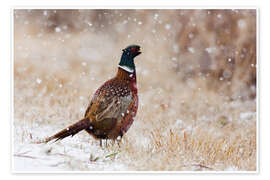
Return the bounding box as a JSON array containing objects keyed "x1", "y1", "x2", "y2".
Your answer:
[
  {"x1": 165, "y1": 24, "x2": 171, "y2": 30},
  {"x1": 13, "y1": 124, "x2": 129, "y2": 171},
  {"x1": 188, "y1": 47, "x2": 195, "y2": 53},
  {"x1": 87, "y1": 22, "x2": 93, "y2": 26},
  {"x1": 13, "y1": 9, "x2": 257, "y2": 171},
  {"x1": 171, "y1": 57, "x2": 177, "y2": 62},
  {"x1": 36, "y1": 78, "x2": 42, "y2": 84},
  {"x1": 173, "y1": 44, "x2": 179, "y2": 53},
  {"x1": 240, "y1": 112, "x2": 255, "y2": 120},
  {"x1": 188, "y1": 33, "x2": 194, "y2": 39},
  {"x1": 79, "y1": 96, "x2": 84, "y2": 100},
  {"x1": 225, "y1": 166, "x2": 239, "y2": 171},
  {"x1": 81, "y1": 61, "x2": 87, "y2": 66},
  {"x1": 238, "y1": 19, "x2": 246, "y2": 28},
  {"x1": 55, "y1": 27, "x2": 61, "y2": 33},
  {"x1": 205, "y1": 47, "x2": 216, "y2": 54},
  {"x1": 217, "y1": 14, "x2": 222, "y2": 19},
  {"x1": 154, "y1": 13, "x2": 159, "y2": 20},
  {"x1": 43, "y1": 10, "x2": 48, "y2": 16}
]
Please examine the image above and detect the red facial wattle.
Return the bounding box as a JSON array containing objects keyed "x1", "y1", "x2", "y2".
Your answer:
[{"x1": 131, "y1": 47, "x2": 137, "y2": 54}]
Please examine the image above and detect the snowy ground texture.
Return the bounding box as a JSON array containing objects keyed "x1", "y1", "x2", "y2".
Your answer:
[{"x1": 13, "y1": 9, "x2": 257, "y2": 171}]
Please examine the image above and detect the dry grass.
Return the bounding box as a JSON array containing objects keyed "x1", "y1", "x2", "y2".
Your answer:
[{"x1": 13, "y1": 9, "x2": 257, "y2": 171}]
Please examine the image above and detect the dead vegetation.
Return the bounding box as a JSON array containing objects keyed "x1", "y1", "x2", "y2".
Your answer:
[{"x1": 13, "y1": 9, "x2": 257, "y2": 171}]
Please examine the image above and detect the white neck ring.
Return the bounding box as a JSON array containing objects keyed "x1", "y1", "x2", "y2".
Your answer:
[{"x1": 118, "y1": 65, "x2": 134, "y2": 73}]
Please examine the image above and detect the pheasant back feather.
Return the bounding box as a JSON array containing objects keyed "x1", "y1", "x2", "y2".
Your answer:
[{"x1": 40, "y1": 45, "x2": 141, "y2": 145}]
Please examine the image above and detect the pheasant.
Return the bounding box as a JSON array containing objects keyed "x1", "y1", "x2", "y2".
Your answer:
[{"x1": 40, "y1": 45, "x2": 141, "y2": 146}]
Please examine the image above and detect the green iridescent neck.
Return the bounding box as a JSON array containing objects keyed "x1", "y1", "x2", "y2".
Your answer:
[{"x1": 118, "y1": 53, "x2": 135, "y2": 73}]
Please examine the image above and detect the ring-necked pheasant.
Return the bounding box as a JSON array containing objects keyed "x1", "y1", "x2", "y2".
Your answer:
[{"x1": 40, "y1": 45, "x2": 141, "y2": 146}]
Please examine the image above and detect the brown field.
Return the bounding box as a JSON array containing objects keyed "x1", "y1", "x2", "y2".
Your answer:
[{"x1": 13, "y1": 9, "x2": 257, "y2": 171}]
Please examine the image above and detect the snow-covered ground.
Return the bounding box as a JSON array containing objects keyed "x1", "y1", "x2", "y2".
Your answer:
[
  {"x1": 13, "y1": 123, "x2": 130, "y2": 171},
  {"x1": 13, "y1": 9, "x2": 257, "y2": 171}
]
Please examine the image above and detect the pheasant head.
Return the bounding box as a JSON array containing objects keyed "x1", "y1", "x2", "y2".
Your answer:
[{"x1": 118, "y1": 45, "x2": 141, "y2": 73}]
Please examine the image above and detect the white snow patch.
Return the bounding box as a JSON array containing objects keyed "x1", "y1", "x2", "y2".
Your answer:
[
  {"x1": 43, "y1": 11, "x2": 48, "y2": 16},
  {"x1": 171, "y1": 57, "x2": 177, "y2": 62},
  {"x1": 13, "y1": 123, "x2": 130, "y2": 171},
  {"x1": 55, "y1": 27, "x2": 61, "y2": 33},
  {"x1": 238, "y1": 19, "x2": 246, "y2": 29},
  {"x1": 165, "y1": 24, "x2": 171, "y2": 30},
  {"x1": 174, "y1": 119, "x2": 183, "y2": 127},
  {"x1": 205, "y1": 47, "x2": 216, "y2": 54},
  {"x1": 225, "y1": 166, "x2": 239, "y2": 171},
  {"x1": 217, "y1": 14, "x2": 222, "y2": 19},
  {"x1": 240, "y1": 112, "x2": 255, "y2": 120},
  {"x1": 154, "y1": 13, "x2": 159, "y2": 20},
  {"x1": 81, "y1": 61, "x2": 87, "y2": 66},
  {"x1": 188, "y1": 47, "x2": 195, "y2": 54},
  {"x1": 36, "y1": 78, "x2": 42, "y2": 84},
  {"x1": 79, "y1": 96, "x2": 84, "y2": 100}
]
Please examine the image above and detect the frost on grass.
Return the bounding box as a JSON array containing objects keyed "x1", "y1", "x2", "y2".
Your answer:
[
  {"x1": 13, "y1": 9, "x2": 256, "y2": 171},
  {"x1": 13, "y1": 123, "x2": 129, "y2": 171}
]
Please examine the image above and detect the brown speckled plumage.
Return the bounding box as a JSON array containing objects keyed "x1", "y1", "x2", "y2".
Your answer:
[{"x1": 40, "y1": 45, "x2": 141, "y2": 146}]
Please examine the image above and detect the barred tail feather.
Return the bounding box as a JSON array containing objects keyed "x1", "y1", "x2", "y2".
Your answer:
[{"x1": 36, "y1": 118, "x2": 90, "y2": 144}]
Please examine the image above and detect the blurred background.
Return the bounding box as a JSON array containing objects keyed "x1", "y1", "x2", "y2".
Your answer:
[
  {"x1": 13, "y1": 9, "x2": 257, "y2": 171},
  {"x1": 14, "y1": 9, "x2": 256, "y2": 100}
]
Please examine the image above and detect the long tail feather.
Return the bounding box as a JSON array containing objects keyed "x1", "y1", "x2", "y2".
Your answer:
[{"x1": 36, "y1": 118, "x2": 90, "y2": 144}]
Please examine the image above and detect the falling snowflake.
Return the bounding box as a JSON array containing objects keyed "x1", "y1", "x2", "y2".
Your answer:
[
  {"x1": 36, "y1": 78, "x2": 42, "y2": 84},
  {"x1": 154, "y1": 13, "x2": 159, "y2": 20},
  {"x1": 188, "y1": 47, "x2": 195, "y2": 53},
  {"x1": 165, "y1": 24, "x2": 171, "y2": 30},
  {"x1": 43, "y1": 10, "x2": 48, "y2": 16},
  {"x1": 55, "y1": 27, "x2": 61, "y2": 33},
  {"x1": 82, "y1": 62, "x2": 87, "y2": 66},
  {"x1": 238, "y1": 19, "x2": 246, "y2": 28}
]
